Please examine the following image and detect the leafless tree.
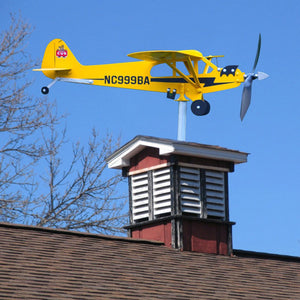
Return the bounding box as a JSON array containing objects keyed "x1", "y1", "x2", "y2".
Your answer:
[
  {"x1": 34, "y1": 127, "x2": 127, "y2": 234},
  {"x1": 0, "y1": 13, "x2": 54, "y2": 221},
  {"x1": 0, "y1": 14, "x2": 127, "y2": 234}
]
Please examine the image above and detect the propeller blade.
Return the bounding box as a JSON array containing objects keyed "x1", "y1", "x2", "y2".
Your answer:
[
  {"x1": 239, "y1": 34, "x2": 269, "y2": 120},
  {"x1": 240, "y1": 76, "x2": 254, "y2": 121},
  {"x1": 257, "y1": 71, "x2": 269, "y2": 80},
  {"x1": 252, "y1": 33, "x2": 261, "y2": 72}
]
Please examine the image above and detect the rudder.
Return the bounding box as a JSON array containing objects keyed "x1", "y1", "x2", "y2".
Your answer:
[{"x1": 38, "y1": 39, "x2": 80, "y2": 77}]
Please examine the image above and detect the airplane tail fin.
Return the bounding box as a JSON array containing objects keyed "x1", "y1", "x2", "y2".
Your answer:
[{"x1": 33, "y1": 39, "x2": 80, "y2": 77}]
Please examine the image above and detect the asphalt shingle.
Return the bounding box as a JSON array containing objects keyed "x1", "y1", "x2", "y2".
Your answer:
[{"x1": 0, "y1": 223, "x2": 299, "y2": 299}]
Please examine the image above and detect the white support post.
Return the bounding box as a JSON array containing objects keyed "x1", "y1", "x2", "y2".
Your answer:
[{"x1": 177, "y1": 101, "x2": 187, "y2": 141}]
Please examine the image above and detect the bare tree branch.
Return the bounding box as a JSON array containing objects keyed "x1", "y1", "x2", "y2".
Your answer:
[
  {"x1": 33, "y1": 127, "x2": 127, "y2": 234},
  {"x1": 0, "y1": 14, "x2": 127, "y2": 234}
]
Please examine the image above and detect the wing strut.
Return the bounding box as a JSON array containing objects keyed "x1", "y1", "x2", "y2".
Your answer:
[
  {"x1": 164, "y1": 59, "x2": 199, "y2": 141},
  {"x1": 185, "y1": 57, "x2": 201, "y2": 87},
  {"x1": 166, "y1": 62, "x2": 199, "y2": 88}
]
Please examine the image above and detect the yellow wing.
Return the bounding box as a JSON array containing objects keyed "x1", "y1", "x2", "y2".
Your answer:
[{"x1": 128, "y1": 50, "x2": 204, "y2": 62}]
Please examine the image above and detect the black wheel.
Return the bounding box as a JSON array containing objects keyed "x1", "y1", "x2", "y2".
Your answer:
[
  {"x1": 191, "y1": 100, "x2": 210, "y2": 116},
  {"x1": 41, "y1": 86, "x2": 49, "y2": 94},
  {"x1": 204, "y1": 100, "x2": 210, "y2": 115}
]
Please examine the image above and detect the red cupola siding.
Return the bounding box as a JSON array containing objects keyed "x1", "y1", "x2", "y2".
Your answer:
[{"x1": 107, "y1": 136, "x2": 248, "y2": 255}]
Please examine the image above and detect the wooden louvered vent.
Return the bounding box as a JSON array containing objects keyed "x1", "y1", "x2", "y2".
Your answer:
[
  {"x1": 153, "y1": 167, "x2": 172, "y2": 218},
  {"x1": 179, "y1": 167, "x2": 226, "y2": 220},
  {"x1": 130, "y1": 166, "x2": 226, "y2": 223},
  {"x1": 180, "y1": 167, "x2": 201, "y2": 216},
  {"x1": 131, "y1": 173, "x2": 149, "y2": 222},
  {"x1": 205, "y1": 170, "x2": 226, "y2": 219}
]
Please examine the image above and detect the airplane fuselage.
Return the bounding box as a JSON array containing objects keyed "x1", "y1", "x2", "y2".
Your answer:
[{"x1": 43, "y1": 60, "x2": 245, "y2": 101}]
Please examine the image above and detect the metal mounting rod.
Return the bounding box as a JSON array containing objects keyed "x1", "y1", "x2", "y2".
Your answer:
[{"x1": 177, "y1": 101, "x2": 187, "y2": 141}]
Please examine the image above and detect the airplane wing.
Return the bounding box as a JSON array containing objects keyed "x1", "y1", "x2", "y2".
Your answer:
[
  {"x1": 128, "y1": 50, "x2": 225, "y2": 90},
  {"x1": 128, "y1": 50, "x2": 203, "y2": 62}
]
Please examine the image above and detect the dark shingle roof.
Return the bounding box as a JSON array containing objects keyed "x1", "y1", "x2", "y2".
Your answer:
[{"x1": 0, "y1": 223, "x2": 299, "y2": 299}]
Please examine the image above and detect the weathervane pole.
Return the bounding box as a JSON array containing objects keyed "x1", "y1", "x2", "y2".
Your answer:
[{"x1": 177, "y1": 101, "x2": 187, "y2": 141}]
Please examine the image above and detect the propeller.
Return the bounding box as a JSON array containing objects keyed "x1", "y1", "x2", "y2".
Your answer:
[{"x1": 240, "y1": 34, "x2": 269, "y2": 121}]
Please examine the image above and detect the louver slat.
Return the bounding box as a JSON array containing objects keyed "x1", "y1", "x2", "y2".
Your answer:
[
  {"x1": 205, "y1": 170, "x2": 225, "y2": 219},
  {"x1": 180, "y1": 167, "x2": 201, "y2": 216},
  {"x1": 131, "y1": 173, "x2": 149, "y2": 222}
]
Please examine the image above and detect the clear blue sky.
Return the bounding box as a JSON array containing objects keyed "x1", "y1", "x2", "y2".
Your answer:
[{"x1": 1, "y1": 0, "x2": 299, "y2": 256}]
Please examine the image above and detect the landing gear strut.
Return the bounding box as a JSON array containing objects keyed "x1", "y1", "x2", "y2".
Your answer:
[
  {"x1": 191, "y1": 100, "x2": 210, "y2": 116},
  {"x1": 40, "y1": 78, "x2": 60, "y2": 95}
]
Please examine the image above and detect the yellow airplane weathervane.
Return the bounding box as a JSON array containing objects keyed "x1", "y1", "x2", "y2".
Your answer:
[{"x1": 34, "y1": 35, "x2": 268, "y2": 139}]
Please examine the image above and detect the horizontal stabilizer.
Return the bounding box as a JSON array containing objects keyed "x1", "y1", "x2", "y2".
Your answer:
[
  {"x1": 33, "y1": 68, "x2": 71, "y2": 71},
  {"x1": 205, "y1": 55, "x2": 224, "y2": 59}
]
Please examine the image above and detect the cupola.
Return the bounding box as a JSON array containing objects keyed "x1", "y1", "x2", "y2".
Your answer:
[{"x1": 107, "y1": 136, "x2": 248, "y2": 255}]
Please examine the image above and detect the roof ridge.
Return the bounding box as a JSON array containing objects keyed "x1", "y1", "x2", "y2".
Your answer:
[
  {"x1": 0, "y1": 222, "x2": 164, "y2": 246},
  {"x1": 233, "y1": 249, "x2": 300, "y2": 262},
  {"x1": 1, "y1": 222, "x2": 298, "y2": 262}
]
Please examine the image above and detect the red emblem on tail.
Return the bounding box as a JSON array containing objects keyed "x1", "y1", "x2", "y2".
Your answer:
[{"x1": 56, "y1": 45, "x2": 68, "y2": 58}]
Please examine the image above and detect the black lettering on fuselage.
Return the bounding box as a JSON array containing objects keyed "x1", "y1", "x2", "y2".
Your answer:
[
  {"x1": 111, "y1": 75, "x2": 117, "y2": 84},
  {"x1": 104, "y1": 75, "x2": 150, "y2": 85},
  {"x1": 144, "y1": 76, "x2": 150, "y2": 85},
  {"x1": 104, "y1": 75, "x2": 110, "y2": 84},
  {"x1": 138, "y1": 76, "x2": 143, "y2": 84}
]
